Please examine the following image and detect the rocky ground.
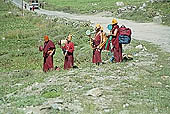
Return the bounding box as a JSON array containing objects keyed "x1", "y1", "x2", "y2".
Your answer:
[
  {"x1": 1, "y1": 41, "x2": 169, "y2": 114},
  {"x1": 1, "y1": 0, "x2": 170, "y2": 114}
]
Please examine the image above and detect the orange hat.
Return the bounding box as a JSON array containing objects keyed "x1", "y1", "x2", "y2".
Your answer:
[
  {"x1": 112, "y1": 18, "x2": 118, "y2": 24},
  {"x1": 44, "y1": 35, "x2": 49, "y2": 42},
  {"x1": 96, "y1": 24, "x2": 101, "y2": 29}
]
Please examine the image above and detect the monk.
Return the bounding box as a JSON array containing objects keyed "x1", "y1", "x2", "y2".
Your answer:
[
  {"x1": 61, "y1": 34, "x2": 74, "y2": 70},
  {"x1": 42, "y1": 35, "x2": 56, "y2": 72},
  {"x1": 91, "y1": 24, "x2": 102, "y2": 65},
  {"x1": 110, "y1": 19, "x2": 122, "y2": 62}
]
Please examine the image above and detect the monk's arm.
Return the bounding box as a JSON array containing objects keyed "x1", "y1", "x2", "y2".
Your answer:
[
  {"x1": 109, "y1": 29, "x2": 118, "y2": 37},
  {"x1": 68, "y1": 43, "x2": 74, "y2": 53}
]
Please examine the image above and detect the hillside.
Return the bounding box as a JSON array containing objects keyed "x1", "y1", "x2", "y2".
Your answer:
[
  {"x1": 40, "y1": 0, "x2": 170, "y2": 25},
  {"x1": 0, "y1": 0, "x2": 170, "y2": 114}
]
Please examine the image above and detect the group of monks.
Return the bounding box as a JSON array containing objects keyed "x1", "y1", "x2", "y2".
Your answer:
[
  {"x1": 39, "y1": 34, "x2": 74, "y2": 72},
  {"x1": 91, "y1": 18, "x2": 122, "y2": 66},
  {"x1": 39, "y1": 18, "x2": 123, "y2": 72}
]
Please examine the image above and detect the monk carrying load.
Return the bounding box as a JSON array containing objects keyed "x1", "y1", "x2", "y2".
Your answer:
[{"x1": 88, "y1": 24, "x2": 103, "y2": 65}]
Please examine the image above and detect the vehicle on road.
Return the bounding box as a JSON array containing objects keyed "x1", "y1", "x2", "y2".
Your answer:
[{"x1": 29, "y1": 0, "x2": 39, "y2": 10}]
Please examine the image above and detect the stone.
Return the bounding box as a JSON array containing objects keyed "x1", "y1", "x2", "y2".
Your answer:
[
  {"x1": 86, "y1": 88, "x2": 103, "y2": 97},
  {"x1": 149, "y1": 0, "x2": 168, "y2": 3},
  {"x1": 116, "y1": 2, "x2": 124, "y2": 7},
  {"x1": 40, "y1": 105, "x2": 52, "y2": 111},
  {"x1": 51, "y1": 104, "x2": 62, "y2": 110},
  {"x1": 2, "y1": 37, "x2": 5, "y2": 40},
  {"x1": 161, "y1": 76, "x2": 169, "y2": 80},
  {"x1": 26, "y1": 111, "x2": 33, "y2": 114},
  {"x1": 135, "y1": 44, "x2": 143, "y2": 49},
  {"x1": 123, "y1": 103, "x2": 129, "y2": 108},
  {"x1": 119, "y1": 110, "x2": 130, "y2": 114},
  {"x1": 153, "y1": 16, "x2": 162, "y2": 24},
  {"x1": 54, "y1": 99, "x2": 64, "y2": 104},
  {"x1": 117, "y1": 6, "x2": 137, "y2": 14}
]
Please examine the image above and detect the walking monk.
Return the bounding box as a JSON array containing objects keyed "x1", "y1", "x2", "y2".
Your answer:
[
  {"x1": 60, "y1": 34, "x2": 74, "y2": 70},
  {"x1": 110, "y1": 19, "x2": 122, "y2": 62},
  {"x1": 40, "y1": 35, "x2": 56, "y2": 72},
  {"x1": 90, "y1": 24, "x2": 102, "y2": 65}
]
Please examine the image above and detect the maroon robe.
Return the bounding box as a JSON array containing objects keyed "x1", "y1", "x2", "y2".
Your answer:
[
  {"x1": 43, "y1": 40, "x2": 55, "y2": 72},
  {"x1": 112, "y1": 25, "x2": 123, "y2": 62},
  {"x1": 92, "y1": 32, "x2": 102, "y2": 63},
  {"x1": 62, "y1": 41, "x2": 74, "y2": 70}
]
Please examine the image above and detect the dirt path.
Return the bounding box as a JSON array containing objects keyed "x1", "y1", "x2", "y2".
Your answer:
[{"x1": 12, "y1": 0, "x2": 170, "y2": 52}]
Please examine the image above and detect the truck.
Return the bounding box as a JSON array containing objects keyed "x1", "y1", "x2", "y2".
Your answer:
[{"x1": 29, "y1": 0, "x2": 39, "y2": 10}]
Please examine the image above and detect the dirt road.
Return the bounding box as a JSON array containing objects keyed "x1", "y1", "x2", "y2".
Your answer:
[{"x1": 12, "y1": 0, "x2": 170, "y2": 52}]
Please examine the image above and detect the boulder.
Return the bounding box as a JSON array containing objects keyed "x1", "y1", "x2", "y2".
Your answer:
[
  {"x1": 116, "y1": 2, "x2": 124, "y2": 7},
  {"x1": 86, "y1": 88, "x2": 103, "y2": 97},
  {"x1": 153, "y1": 16, "x2": 162, "y2": 24},
  {"x1": 135, "y1": 44, "x2": 143, "y2": 49}
]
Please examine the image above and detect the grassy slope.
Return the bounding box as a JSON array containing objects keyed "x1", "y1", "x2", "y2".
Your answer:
[
  {"x1": 41, "y1": 0, "x2": 147, "y2": 14},
  {"x1": 119, "y1": 1, "x2": 170, "y2": 25},
  {"x1": 0, "y1": 0, "x2": 170, "y2": 114},
  {"x1": 41, "y1": 0, "x2": 170, "y2": 25}
]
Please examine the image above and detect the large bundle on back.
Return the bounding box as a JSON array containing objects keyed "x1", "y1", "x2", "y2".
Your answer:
[{"x1": 118, "y1": 25, "x2": 132, "y2": 44}]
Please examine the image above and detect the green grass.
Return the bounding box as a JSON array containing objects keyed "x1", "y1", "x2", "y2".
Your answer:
[{"x1": 0, "y1": 0, "x2": 170, "y2": 113}]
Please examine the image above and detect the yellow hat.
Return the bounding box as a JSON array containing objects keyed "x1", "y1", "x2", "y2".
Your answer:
[
  {"x1": 67, "y1": 34, "x2": 72, "y2": 41},
  {"x1": 112, "y1": 18, "x2": 118, "y2": 24},
  {"x1": 96, "y1": 24, "x2": 101, "y2": 29},
  {"x1": 44, "y1": 35, "x2": 49, "y2": 42}
]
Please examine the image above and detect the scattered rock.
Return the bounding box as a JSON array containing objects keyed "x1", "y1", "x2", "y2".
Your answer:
[
  {"x1": 86, "y1": 88, "x2": 103, "y2": 97},
  {"x1": 117, "y1": 6, "x2": 137, "y2": 14},
  {"x1": 165, "y1": 85, "x2": 170, "y2": 88},
  {"x1": 153, "y1": 16, "x2": 162, "y2": 24},
  {"x1": 149, "y1": 0, "x2": 169, "y2": 3},
  {"x1": 160, "y1": 65, "x2": 163, "y2": 68},
  {"x1": 119, "y1": 110, "x2": 130, "y2": 114},
  {"x1": 26, "y1": 110, "x2": 33, "y2": 114},
  {"x1": 123, "y1": 103, "x2": 129, "y2": 108},
  {"x1": 91, "y1": 3, "x2": 97, "y2": 6},
  {"x1": 40, "y1": 105, "x2": 52, "y2": 111},
  {"x1": 51, "y1": 104, "x2": 62, "y2": 110},
  {"x1": 2, "y1": 37, "x2": 5, "y2": 40},
  {"x1": 54, "y1": 99, "x2": 64, "y2": 104},
  {"x1": 139, "y1": 3, "x2": 147, "y2": 11},
  {"x1": 135, "y1": 44, "x2": 143, "y2": 49},
  {"x1": 116, "y1": 2, "x2": 124, "y2": 7},
  {"x1": 157, "y1": 82, "x2": 162, "y2": 85},
  {"x1": 161, "y1": 76, "x2": 169, "y2": 80}
]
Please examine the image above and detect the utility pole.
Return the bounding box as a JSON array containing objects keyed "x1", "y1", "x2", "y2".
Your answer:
[{"x1": 22, "y1": 0, "x2": 24, "y2": 16}]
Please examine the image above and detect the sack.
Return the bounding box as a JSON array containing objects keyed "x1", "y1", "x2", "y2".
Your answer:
[
  {"x1": 119, "y1": 35, "x2": 131, "y2": 44},
  {"x1": 118, "y1": 25, "x2": 132, "y2": 44}
]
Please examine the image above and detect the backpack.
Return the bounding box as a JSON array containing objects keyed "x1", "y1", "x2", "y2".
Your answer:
[{"x1": 118, "y1": 25, "x2": 132, "y2": 44}]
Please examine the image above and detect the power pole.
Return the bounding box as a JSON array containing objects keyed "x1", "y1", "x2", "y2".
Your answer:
[{"x1": 22, "y1": 0, "x2": 24, "y2": 16}]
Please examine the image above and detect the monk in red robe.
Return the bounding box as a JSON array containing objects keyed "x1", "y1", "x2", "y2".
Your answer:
[
  {"x1": 92, "y1": 24, "x2": 102, "y2": 65},
  {"x1": 61, "y1": 34, "x2": 74, "y2": 70},
  {"x1": 42, "y1": 35, "x2": 56, "y2": 72},
  {"x1": 110, "y1": 19, "x2": 123, "y2": 62}
]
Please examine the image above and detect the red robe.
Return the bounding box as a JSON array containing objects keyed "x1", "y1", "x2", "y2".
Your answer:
[
  {"x1": 112, "y1": 25, "x2": 123, "y2": 62},
  {"x1": 43, "y1": 40, "x2": 55, "y2": 72},
  {"x1": 62, "y1": 41, "x2": 74, "y2": 70},
  {"x1": 92, "y1": 32, "x2": 102, "y2": 63}
]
